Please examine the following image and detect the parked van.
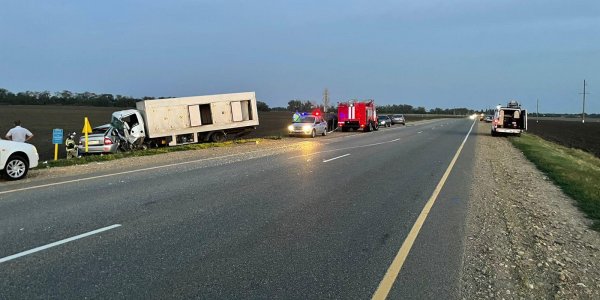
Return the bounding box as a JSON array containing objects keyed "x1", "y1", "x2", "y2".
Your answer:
[{"x1": 491, "y1": 101, "x2": 527, "y2": 136}]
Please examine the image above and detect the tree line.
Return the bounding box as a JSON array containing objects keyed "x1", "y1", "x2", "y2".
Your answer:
[
  {"x1": 0, "y1": 88, "x2": 274, "y2": 111},
  {"x1": 283, "y1": 99, "x2": 474, "y2": 115},
  {"x1": 1, "y1": 88, "x2": 503, "y2": 115},
  {"x1": 0, "y1": 88, "x2": 140, "y2": 107}
]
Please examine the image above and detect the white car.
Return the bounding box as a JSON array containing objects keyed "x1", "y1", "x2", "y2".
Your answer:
[
  {"x1": 288, "y1": 114, "x2": 328, "y2": 138},
  {"x1": 0, "y1": 140, "x2": 39, "y2": 180}
]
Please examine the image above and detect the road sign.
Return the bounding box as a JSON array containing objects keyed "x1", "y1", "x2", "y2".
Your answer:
[
  {"x1": 82, "y1": 117, "x2": 92, "y2": 134},
  {"x1": 83, "y1": 117, "x2": 92, "y2": 152},
  {"x1": 52, "y1": 128, "x2": 63, "y2": 161},
  {"x1": 52, "y1": 128, "x2": 63, "y2": 144}
]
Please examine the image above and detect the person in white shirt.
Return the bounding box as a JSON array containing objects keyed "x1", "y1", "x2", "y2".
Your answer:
[{"x1": 5, "y1": 120, "x2": 34, "y2": 143}]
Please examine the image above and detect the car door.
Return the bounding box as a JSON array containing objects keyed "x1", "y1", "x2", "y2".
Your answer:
[{"x1": 317, "y1": 117, "x2": 326, "y2": 134}]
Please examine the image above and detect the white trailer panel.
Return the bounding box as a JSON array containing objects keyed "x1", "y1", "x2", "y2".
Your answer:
[{"x1": 136, "y1": 92, "x2": 259, "y2": 139}]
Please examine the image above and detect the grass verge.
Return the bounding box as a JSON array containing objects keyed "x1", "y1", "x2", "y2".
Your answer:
[
  {"x1": 511, "y1": 133, "x2": 600, "y2": 230},
  {"x1": 40, "y1": 137, "x2": 279, "y2": 168}
]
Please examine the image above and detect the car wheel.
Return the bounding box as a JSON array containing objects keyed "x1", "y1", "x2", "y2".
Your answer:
[
  {"x1": 322, "y1": 128, "x2": 327, "y2": 136},
  {"x1": 310, "y1": 129, "x2": 316, "y2": 138},
  {"x1": 3, "y1": 155, "x2": 28, "y2": 180}
]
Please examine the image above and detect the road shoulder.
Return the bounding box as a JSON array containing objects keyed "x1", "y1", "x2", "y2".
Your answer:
[{"x1": 461, "y1": 123, "x2": 600, "y2": 299}]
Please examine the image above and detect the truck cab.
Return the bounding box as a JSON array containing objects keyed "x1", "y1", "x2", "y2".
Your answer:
[{"x1": 111, "y1": 109, "x2": 146, "y2": 147}]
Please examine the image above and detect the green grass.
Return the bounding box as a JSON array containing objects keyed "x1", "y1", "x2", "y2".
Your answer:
[
  {"x1": 511, "y1": 133, "x2": 600, "y2": 230},
  {"x1": 39, "y1": 137, "x2": 277, "y2": 168}
]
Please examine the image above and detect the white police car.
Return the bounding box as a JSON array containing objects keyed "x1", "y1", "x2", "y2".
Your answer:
[
  {"x1": 0, "y1": 139, "x2": 39, "y2": 180},
  {"x1": 288, "y1": 114, "x2": 328, "y2": 138}
]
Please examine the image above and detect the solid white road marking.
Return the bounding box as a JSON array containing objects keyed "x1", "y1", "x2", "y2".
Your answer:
[
  {"x1": 323, "y1": 154, "x2": 350, "y2": 163},
  {"x1": 0, "y1": 224, "x2": 122, "y2": 264},
  {"x1": 371, "y1": 120, "x2": 476, "y2": 300}
]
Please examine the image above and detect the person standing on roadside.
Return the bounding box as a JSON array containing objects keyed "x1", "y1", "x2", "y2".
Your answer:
[{"x1": 5, "y1": 120, "x2": 33, "y2": 142}]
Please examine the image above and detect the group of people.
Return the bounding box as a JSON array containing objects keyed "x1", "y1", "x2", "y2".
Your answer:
[{"x1": 4, "y1": 120, "x2": 77, "y2": 159}]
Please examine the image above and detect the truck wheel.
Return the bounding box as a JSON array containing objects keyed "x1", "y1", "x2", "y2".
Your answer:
[
  {"x1": 373, "y1": 122, "x2": 379, "y2": 131},
  {"x1": 211, "y1": 131, "x2": 226, "y2": 142},
  {"x1": 3, "y1": 155, "x2": 28, "y2": 180},
  {"x1": 365, "y1": 123, "x2": 371, "y2": 132},
  {"x1": 342, "y1": 127, "x2": 348, "y2": 132},
  {"x1": 311, "y1": 129, "x2": 316, "y2": 138}
]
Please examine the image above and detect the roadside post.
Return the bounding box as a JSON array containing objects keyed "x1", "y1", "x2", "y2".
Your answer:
[
  {"x1": 52, "y1": 128, "x2": 63, "y2": 161},
  {"x1": 82, "y1": 117, "x2": 92, "y2": 153}
]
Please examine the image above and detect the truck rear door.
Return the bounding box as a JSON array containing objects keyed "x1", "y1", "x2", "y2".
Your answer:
[{"x1": 522, "y1": 109, "x2": 527, "y2": 131}]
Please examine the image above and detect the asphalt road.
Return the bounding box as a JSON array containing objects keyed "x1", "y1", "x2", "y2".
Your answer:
[{"x1": 0, "y1": 118, "x2": 478, "y2": 299}]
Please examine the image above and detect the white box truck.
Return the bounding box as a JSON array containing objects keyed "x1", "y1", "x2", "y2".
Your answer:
[
  {"x1": 491, "y1": 100, "x2": 527, "y2": 136},
  {"x1": 111, "y1": 92, "x2": 259, "y2": 148}
]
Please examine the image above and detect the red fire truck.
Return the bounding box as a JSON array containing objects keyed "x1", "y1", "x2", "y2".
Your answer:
[{"x1": 337, "y1": 100, "x2": 378, "y2": 132}]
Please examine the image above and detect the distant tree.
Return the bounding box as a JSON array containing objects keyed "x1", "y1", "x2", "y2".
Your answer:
[
  {"x1": 287, "y1": 100, "x2": 302, "y2": 111},
  {"x1": 256, "y1": 101, "x2": 271, "y2": 112},
  {"x1": 270, "y1": 107, "x2": 288, "y2": 111},
  {"x1": 412, "y1": 106, "x2": 427, "y2": 114}
]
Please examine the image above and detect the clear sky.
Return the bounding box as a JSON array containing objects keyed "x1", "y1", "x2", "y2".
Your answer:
[{"x1": 1, "y1": 0, "x2": 599, "y2": 113}]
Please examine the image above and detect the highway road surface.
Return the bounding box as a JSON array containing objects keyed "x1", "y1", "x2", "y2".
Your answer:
[{"x1": 0, "y1": 118, "x2": 477, "y2": 299}]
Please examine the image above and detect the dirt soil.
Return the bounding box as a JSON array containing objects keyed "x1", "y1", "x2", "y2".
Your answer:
[
  {"x1": 461, "y1": 123, "x2": 600, "y2": 299},
  {"x1": 527, "y1": 120, "x2": 600, "y2": 158}
]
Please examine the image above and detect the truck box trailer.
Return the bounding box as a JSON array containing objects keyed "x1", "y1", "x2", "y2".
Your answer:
[
  {"x1": 337, "y1": 100, "x2": 379, "y2": 132},
  {"x1": 111, "y1": 92, "x2": 259, "y2": 147}
]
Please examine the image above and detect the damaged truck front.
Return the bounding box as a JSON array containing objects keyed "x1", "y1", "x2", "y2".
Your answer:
[{"x1": 110, "y1": 92, "x2": 259, "y2": 149}]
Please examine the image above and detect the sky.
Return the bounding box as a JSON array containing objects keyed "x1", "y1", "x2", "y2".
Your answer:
[{"x1": 1, "y1": 0, "x2": 599, "y2": 113}]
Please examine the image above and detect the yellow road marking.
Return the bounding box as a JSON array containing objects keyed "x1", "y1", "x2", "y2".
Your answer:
[{"x1": 372, "y1": 120, "x2": 476, "y2": 300}]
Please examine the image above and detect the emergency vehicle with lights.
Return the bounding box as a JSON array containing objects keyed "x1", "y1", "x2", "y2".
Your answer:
[
  {"x1": 287, "y1": 110, "x2": 328, "y2": 138},
  {"x1": 491, "y1": 100, "x2": 527, "y2": 136},
  {"x1": 337, "y1": 100, "x2": 379, "y2": 132}
]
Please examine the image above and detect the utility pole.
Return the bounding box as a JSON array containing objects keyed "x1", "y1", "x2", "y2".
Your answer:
[
  {"x1": 536, "y1": 98, "x2": 539, "y2": 123},
  {"x1": 580, "y1": 80, "x2": 589, "y2": 124},
  {"x1": 322, "y1": 88, "x2": 330, "y2": 112}
]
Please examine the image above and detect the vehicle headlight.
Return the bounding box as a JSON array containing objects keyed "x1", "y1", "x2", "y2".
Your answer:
[
  {"x1": 302, "y1": 125, "x2": 311, "y2": 132},
  {"x1": 288, "y1": 125, "x2": 294, "y2": 131}
]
